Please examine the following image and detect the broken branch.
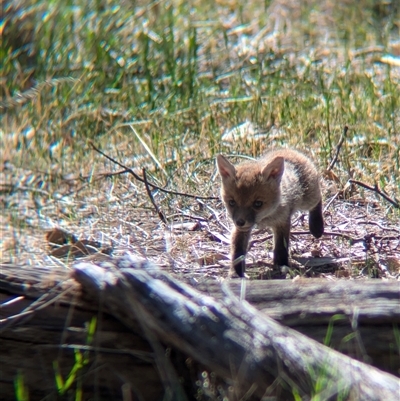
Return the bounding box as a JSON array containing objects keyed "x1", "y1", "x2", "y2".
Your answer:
[
  {"x1": 348, "y1": 179, "x2": 399, "y2": 209},
  {"x1": 142, "y1": 168, "x2": 168, "y2": 224},
  {"x1": 327, "y1": 125, "x2": 348, "y2": 172},
  {"x1": 89, "y1": 141, "x2": 219, "y2": 201}
]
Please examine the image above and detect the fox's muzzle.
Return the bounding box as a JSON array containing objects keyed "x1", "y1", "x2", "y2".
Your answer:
[{"x1": 232, "y1": 208, "x2": 255, "y2": 230}]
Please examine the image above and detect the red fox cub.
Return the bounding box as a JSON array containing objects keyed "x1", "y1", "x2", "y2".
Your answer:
[{"x1": 216, "y1": 149, "x2": 324, "y2": 277}]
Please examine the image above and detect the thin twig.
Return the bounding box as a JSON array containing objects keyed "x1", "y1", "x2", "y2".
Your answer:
[
  {"x1": 142, "y1": 168, "x2": 168, "y2": 224},
  {"x1": 323, "y1": 191, "x2": 342, "y2": 213},
  {"x1": 97, "y1": 169, "x2": 131, "y2": 178},
  {"x1": 319, "y1": 231, "x2": 363, "y2": 243},
  {"x1": 378, "y1": 235, "x2": 400, "y2": 242},
  {"x1": 89, "y1": 141, "x2": 219, "y2": 200},
  {"x1": 291, "y1": 230, "x2": 363, "y2": 243},
  {"x1": 250, "y1": 229, "x2": 364, "y2": 245},
  {"x1": 0, "y1": 281, "x2": 75, "y2": 330},
  {"x1": 358, "y1": 221, "x2": 400, "y2": 233},
  {"x1": 327, "y1": 125, "x2": 348, "y2": 171},
  {"x1": 348, "y1": 179, "x2": 399, "y2": 209},
  {"x1": 250, "y1": 234, "x2": 273, "y2": 246},
  {"x1": 40, "y1": 344, "x2": 154, "y2": 362}
]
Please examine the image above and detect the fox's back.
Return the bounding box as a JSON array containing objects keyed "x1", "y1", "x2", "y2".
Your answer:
[{"x1": 264, "y1": 149, "x2": 321, "y2": 211}]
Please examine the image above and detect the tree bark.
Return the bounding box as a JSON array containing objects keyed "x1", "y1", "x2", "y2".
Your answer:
[
  {"x1": 72, "y1": 256, "x2": 400, "y2": 400},
  {"x1": 1, "y1": 258, "x2": 399, "y2": 400},
  {"x1": 194, "y1": 277, "x2": 400, "y2": 375}
]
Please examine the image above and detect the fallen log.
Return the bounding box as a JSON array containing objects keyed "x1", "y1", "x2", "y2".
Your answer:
[
  {"x1": 0, "y1": 262, "x2": 165, "y2": 401},
  {"x1": 0, "y1": 258, "x2": 399, "y2": 400},
  {"x1": 194, "y1": 277, "x2": 400, "y2": 375},
  {"x1": 72, "y1": 256, "x2": 400, "y2": 400}
]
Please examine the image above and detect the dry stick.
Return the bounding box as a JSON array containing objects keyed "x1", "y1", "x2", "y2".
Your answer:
[
  {"x1": 326, "y1": 126, "x2": 399, "y2": 209},
  {"x1": 89, "y1": 142, "x2": 218, "y2": 201},
  {"x1": 250, "y1": 234, "x2": 273, "y2": 246},
  {"x1": 142, "y1": 168, "x2": 168, "y2": 224},
  {"x1": 327, "y1": 125, "x2": 348, "y2": 171},
  {"x1": 358, "y1": 221, "x2": 400, "y2": 233},
  {"x1": 323, "y1": 191, "x2": 342, "y2": 213},
  {"x1": 0, "y1": 282, "x2": 75, "y2": 330},
  {"x1": 97, "y1": 169, "x2": 131, "y2": 178},
  {"x1": 323, "y1": 126, "x2": 348, "y2": 213},
  {"x1": 348, "y1": 179, "x2": 399, "y2": 209},
  {"x1": 319, "y1": 231, "x2": 397, "y2": 243},
  {"x1": 52, "y1": 170, "x2": 130, "y2": 200},
  {"x1": 318, "y1": 230, "x2": 364, "y2": 243},
  {"x1": 290, "y1": 230, "x2": 358, "y2": 241},
  {"x1": 251, "y1": 230, "x2": 364, "y2": 246}
]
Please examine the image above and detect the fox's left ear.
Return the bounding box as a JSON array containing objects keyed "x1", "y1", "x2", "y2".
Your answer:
[
  {"x1": 261, "y1": 156, "x2": 284, "y2": 181},
  {"x1": 216, "y1": 154, "x2": 236, "y2": 179}
]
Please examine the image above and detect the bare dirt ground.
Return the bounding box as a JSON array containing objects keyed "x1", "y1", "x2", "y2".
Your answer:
[{"x1": 1, "y1": 151, "x2": 399, "y2": 283}]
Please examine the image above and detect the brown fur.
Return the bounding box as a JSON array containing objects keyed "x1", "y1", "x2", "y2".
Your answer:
[{"x1": 216, "y1": 149, "x2": 324, "y2": 277}]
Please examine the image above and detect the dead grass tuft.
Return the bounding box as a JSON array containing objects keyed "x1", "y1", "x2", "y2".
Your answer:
[{"x1": 1, "y1": 0, "x2": 399, "y2": 281}]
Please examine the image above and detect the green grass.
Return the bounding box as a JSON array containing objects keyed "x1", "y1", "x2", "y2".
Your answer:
[
  {"x1": 1, "y1": 0, "x2": 399, "y2": 267},
  {"x1": 53, "y1": 316, "x2": 96, "y2": 399},
  {"x1": 14, "y1": 371, "x2": 29, "y2": 401},
  {"x1": 2, "y1": 0, "x2": 399, "y2": 179}
]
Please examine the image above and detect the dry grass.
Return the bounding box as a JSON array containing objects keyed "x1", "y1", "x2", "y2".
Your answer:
[{"x1": 1, "y1": 0, "x2": 399, "y2": 282}]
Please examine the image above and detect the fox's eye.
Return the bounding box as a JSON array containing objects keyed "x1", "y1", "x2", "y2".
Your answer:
[
  {"x1": 253, "y1": 200, "x2": 263, "y2": 208},
  {"x1": 228, "y1": 200, "x2": 236, "y2": 207}
]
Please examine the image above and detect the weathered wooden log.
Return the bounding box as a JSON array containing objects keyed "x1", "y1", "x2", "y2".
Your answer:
[
  {"x1": 194, "y1": 278, "x2": 400, "y2": 375},
  {"x1": 0, "y1": 284, "x2": 164, "y2": 401},
  {"x1": 71, "y1": 256, "x2": 400, "y2": 401},
  {"x1": 1, "y1": 259, "x2": 399, "y2": 400}
]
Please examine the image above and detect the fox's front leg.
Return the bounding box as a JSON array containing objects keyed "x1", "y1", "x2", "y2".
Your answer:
[
  {"x1": 231, "y1": 228, "x2": 251, "y2": 277},
  {"x1": 272, "y1": 222, "x2": 290, "y2": 267}
]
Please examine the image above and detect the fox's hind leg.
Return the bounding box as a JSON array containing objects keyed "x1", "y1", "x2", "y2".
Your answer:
[
  {"x1": 309, "y1": 200, "x2": 324, "y2": 238},
  {"x1": 273, "y1": 222, "x2": 290, "y2": 266}
]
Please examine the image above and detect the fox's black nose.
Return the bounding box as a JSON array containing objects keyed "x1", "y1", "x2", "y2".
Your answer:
[{"x1": 236, "y1": 218, "x2": 246, "y2": 227}]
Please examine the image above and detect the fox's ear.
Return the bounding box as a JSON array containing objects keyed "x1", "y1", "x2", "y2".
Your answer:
[
  {"x1": 216, "y1": 154, "x2": 236, "y2": 179},
  {"x1": 261, "y1": 156, "x2": 284, "y2": 181}
]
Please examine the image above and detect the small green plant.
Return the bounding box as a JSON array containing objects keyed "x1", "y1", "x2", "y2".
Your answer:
[
  {"x1": 323, "y1": 314, "x2": 347, "y2": 347},
  {"x1": 14, "y1": 371, "x2": 29, "y2": 401},
  {"x1": 53, "y1": 349, "x2": 84, "y2": 398},
  {"x1": 291, "y1": 314, "x2": 352, "y2": 401},
  {"x1": 52, "y1": 315, "x2": 97, "y2": 399},
  {"x1": 305, "y1": 363, "x2": 351, "y2": 401}
]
